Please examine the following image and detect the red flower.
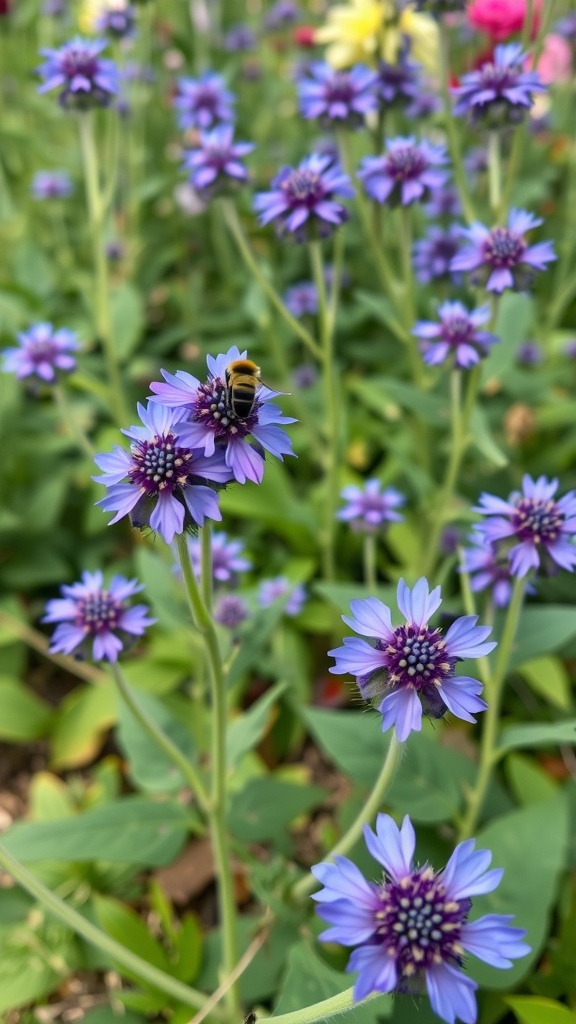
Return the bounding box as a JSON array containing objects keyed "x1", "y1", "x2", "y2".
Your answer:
[
  {"x1": 293, "y1": 25, "x2": 316, "y2": 48},
  {"x1": 467, "y1": 0, "x2": 541, "y2": 41}
]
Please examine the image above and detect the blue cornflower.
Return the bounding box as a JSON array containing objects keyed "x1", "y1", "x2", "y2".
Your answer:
[
  {"x1": 338, "y1": 480, "x2": 405, "y2": 533},
  {"x1": 312, "y1": 813, "x2": 530, "y2": 1024},
  {"x1": 93, "y1": 402, "x2": 233, "y2": 545},
  {"x1": 223, "y1": 23, "x2": 257, "y2": 52},
  {"x1": 182, "y1": 125, "x2": 253, "y2": 196},
  {"x1": 214, "y1": 594, "x2": 250, "y2": 628},
  {"x1": 424, "y1": 184, "x2": 461, "y2": 220},
  {"x1": 37, "y1": 37, "x2": 119, "y2": 108},
  {"x1": 173, "y1": 72, "x2": 235, "y2": 131},
  {"x1": 453, "y1": 44, "x2": 546, "y2": 128},
  {"x1": 284, "y1": 281, "x2": 318, "y2": 318},
  {"x1": 149, "y1": 346, "x2": 296, "y2": 486},
  {"x1": 253, "y1": 153, "x2": 354, "y2": 242},
  {"x1": 2, "y1": 322, "x2": 78, "y2": 383},
  {"x1": 413, "y1": 301, "x2": 498, "y2": 369},
  {"x1": 96, "y1": 4, "x2": 136, "y2": 38},
  {"x1": 358, "y1": 137, "x2": 448, "y2": 207},
  {"x1": 377, "y1": 46, "x2": 420, "y2": 106},
  {"x1": 516, "y1": 340, "x2": 544, "y2": 365},
  {"x1": 460, "y1": 536, "x2": 520, "y2": 608},
  {"x1": 31, "y1": 170, "x2": 73, "y2": 199},
  {"x1": 474, "y1": 475, "x2": 576, "y2": 579},
  {"x1": 297, "y1": 62, "x2": 379, "y2": 127},
  {"x1": 451, "y1": 209, "x2": 556, "y2": 293},
  {"x1": 329, "y1": 578, "x2": 494, "y2": 742},
  {"x1": 406, "y1": 87, "x2": 442, "y2": 119},
  {"x1": 259, "y1": 577, "x2": 306, "y2": 616},
  {"x1": 413, "y1": 225, "x2": 462, "y2": 284},
  {"x1": 186, "y1": 531, "x2": 252, "y2": 583},
  {"x1": 555, "y1": 13, "x2": 576, "y2": 39},
  {"x1": 43, "y1": 571, "x2": 155, "y2": 662},
  {"x1": 264, "y1": 0, "x2": 299, "y2": 29}
]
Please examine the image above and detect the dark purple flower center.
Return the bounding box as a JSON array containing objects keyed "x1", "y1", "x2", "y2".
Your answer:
[
  {"x1": 373, "y1": 866, "x2": 468, "y2": 980},
  {"x1": 441, "y1": 314, "x2": 474, "y2": 347},
  {"x1": 29, "y1": 339, "x2": 59, "y2": 363},
  {"x1": 386, "y1": 146, "x2": 427, "y2": 182},
  {"x1": 129, "y1": 431, "x2": 194, "y2": 495},
  {"x1": 194, "y1": 376, "x2": 258, "y2": 438},
  {"x1": 61, "y1": 48, "x2": 99, "y2": 79},
  {"x1": 379, "y1": 624, "x2": 455, "y2": 692},
  {"x1": 77, "y1": 591, "x2": 122, "y2": 634},
  {"x1": 483, "y1": 228, "x2": 526, "y2": 268},
  {"x1": 324, "y1": 74, "x2": 356, "y2": 103},
  {"x1": 480, "y1": 63, "x2": 519, "y2": 92},
  {"x1": 193, "y1": 86, "x2": 220, "y2": 113},
  {"x1": 282, "y1": 169, "x2": 323, "y2": 205},
  {"x1": 512, "y1": 497, "x2": 563, "y2": 544}
]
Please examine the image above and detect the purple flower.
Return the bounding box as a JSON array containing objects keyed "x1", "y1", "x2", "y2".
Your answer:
[
  {"x1": 292, "y1": 362, "x2": 318, "y2": 388},
  {"x1": 555, "y1": 13, "x2": 576, "y2": 40},
  {"x1": 451, "y1": 209, "x2": 556, "y2": 293},
  {"x1": 93, "y1": 402, "x2": 233, "y2": 545},
  {"x1": 414, "y1": 301, "x2": 498, "y2": 369},
  {"x1": 185, "y1": 531, "x2": 251, "y2": 583},
  {"x1": 453, "y1": 44, "x2": 546, "y2": 128},
  {"x1": 516, "y1": 340, "x2": 544, "y2": 365},
  {"x1": 214, "y1": 594, "x2": 250, "y2": 628},
  {"x1": 284, "y1": 281, "x2": 318, "y2": 318},
  {"x1": 297, "y1": 62, "x2": 379, "y2": 127},
  {"x1": 183, "y1": 125, "x2": 253, "y2": 196},
  {"x1": 96, "y1": 4, "x2": 136, "y2": 38},
  {"x1": 424, "y1": 184, "x2": 461, "y2": 220},
  {"x1": 254, "y1": 153, "x2": 354, "y2": 242},
  {"x1": 338, "y1": 480, "x2": 405, "y2": 533},
  {"x1": 31, "y1": 170, "x2": 73, "y2": 199},
  {"x1": 43, "y1": 571, "x2": 155, "y2": 662},
  {"x1": 474, "y1": 475, "x2": 576, "y2": 578},
  {"x1": 264, "y1": 0, "x2": 299, "y2": 30},
  {"x1": 149, "y1": 346, "x2": 296, "y2": 485},
  {"x1": 259, "y1": 576, "x2": 306, "y2": 616},
  {"x1": 358, "y1": 137, "x2": 448, "y2": 207},
  {"x1": 329, "y1": 578, "x2": 495, "y2": 742},
  {"x1": 223, "y1": 23, "x2": 257, "y2": 52},
  {"x1": 312, "y1": 813, "x2": 530, "y2": 1023},
  {"x1": 464, "y1": 146, "x2": 488, "y2": 177},
  {"x1": 377, "y1": 47, "x2": 420, "y2": 105},
  {"x1": 413, "y1": 225, "x2": 462, "y2": 284},
  {"x1": 173, "y1": 72, "x2": 235, "y2": 131},
  {"x1": 37, "y1": 37, "x2": 119, "y2": 108},
  {"x1": 2, "y1": 322, "x2": 78, "y2": 383},
  {"x1": 405, "y1": 87, "x2": 442, "y2": 119},
  {"x1": 460, "y1": 536, "x2": 517, "y2": 608}
]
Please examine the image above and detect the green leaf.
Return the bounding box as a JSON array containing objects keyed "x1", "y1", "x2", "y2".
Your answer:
[
  {"x1": 29, "y1": 772, "x2": 76, "y2": 820},
  {"x1": 470, "y1": 406, "x2": 509, "y2": 467},
  {"x1": 228, "y1": 776, "x2": 325, "y2": 842},
  {"x1": 2, "y1": 797, "x2": 189, "y2": 867},
  {"x1": 94, "y1": 895, "x2": 171, "y2": 974},
  {"x1": 507, "y1": 996, "x2": 576, "y2": 1024},
  {"x1": 111, "y1": 283, "x2": 145, "y2": 362},
  {"x1": 350, "y1": 377, "x2": 447, "y2": 426},
  {"x1": 172, "y1": 913, "x2": 203, "y2": 984},
  {"x1": 508, "y1": 607, "x2": 576, "y2": 669},
  {"x1": 505, "y1": 754, "x2": 559, "y2": 806},
  {"x1": 116, "y1": 689, "x2": 197, "y2": 793},
  {"x1": 302, "y1": 708, "x2": 389, "y2": 789},
  {"x1": 483, "y1": 292, "x2": 534, "y2": 383},
  {"x1": 133, "y1": 547, "x2": 188, "y2": 630},
  {"x1": 225, "y1": 603, "x2": 289, "y2": 687},
  {"x1": 0, "y1": 676, "x2": 52, "y2": 741},
  {"x1": 313, "y1": 582, "x2": 396, "y2": 615},
  {"x1": 82, "y1": 1009, "x2": 149, "y2": 1024},
  {"x1": 471, "y1": 795, "x2": 569, "y2": 988},
  {"x1": 498, "y1": 721, "x2": 576, "y2": 754},
  {"x1": 517, "y1": 657, "x2": 572, "y2": 710},
  {"x1": 274, "y1": 941, "x2": 391, "y2": 1020},
  {"x1": 50, "y1": 682, "x2": 117, "y2": 770},
  {"x1": 227, "y1": 680, "x2": 287, "y2": 769},
  {"x1": 196, "y1": 917, "x2": 300, "y2": 1003}
]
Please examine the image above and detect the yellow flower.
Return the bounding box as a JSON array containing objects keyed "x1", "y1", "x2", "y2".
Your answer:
[
  {"x1": 398, "y1": 8, "x2": 439, "y2": 74},
  {"x1": 315, "y1": 0, "x2": 438, "y2": 75},
  {"x1": 78, "y1": 0, "x2": 127, "y2": 33}
]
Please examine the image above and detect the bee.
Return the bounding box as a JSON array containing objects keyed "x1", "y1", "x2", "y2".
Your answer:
[{"x1": 225, "y1": 358, "x2": 261, "y2": 420}]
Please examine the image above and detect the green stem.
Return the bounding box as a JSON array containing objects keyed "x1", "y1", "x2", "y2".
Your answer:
[
  {"x1": 0, "y1": 844, "x2": 212, "y2": 1013},
  {"x1": 256, "y1": 987, "x2": 383, "y2": 1024},
  {"x1": 77, "y1": 112, "x2": 127, "y2": 426},
  {"x1": 310, "y1": 240, "x2": 339, "y2": 581},
  {"x1": 363, "y1": 533, "x2": 377, "y2": 590},
  {"x1": 220, "y1": 199, "x2": 323, "y2": 363},
  {"x1": 398, "y1": 206, "x2": 423, "y2": 386},
  {"x1": 488, "y1": 131, "x2": 502, "y2": 218},
  {"x1": 421, "y1": 369, "x2": 466, "y2": 577},
  {"x1": 174, "y1": 533, "x2": 239, "y2": 1016},
  {"x1": 438, "y1": 21, "x2": 475, "y2": 224},
  {"x1": 53, "y1": 382, "x2": 94, "y2": 459},
  {"x1": 292, "y1": 734, "x2": 402, "y2": 902},
  {"x1": 110, "y1": 662, "x2": 209, "y2": 812},
  {"x1": 458, "y1": 576, "x2": 528, "y2": 841},
  {"x1": 201, "y1": 522, "x2": 213, "y2": 613}
]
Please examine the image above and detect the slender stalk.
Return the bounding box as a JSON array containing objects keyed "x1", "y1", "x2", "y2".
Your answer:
[
  {"x1": 363, "y1": 533, "x2": 377, "y2": 590},
  {"x1": 292, "y1": 734, "x2": 402, "y2": 902},
  {"x1": 256, "y1": 987, "x2": 383, "y2": 1024},
  {"x1": 220, "y1": 199, "x2": 323, "y2": 363},
  {"x1": 398, "y1": 206, "x2": 423, "y2": 386},
  {"x1": 201, "y1": 522, "x2": 213, "y2": 613},
  {"x1": 0, "y1": 844, "x2": 212, "y2": 1013},
  {"x1": 421, "y1": 369, "x2": 466, "y2": 577},
  {"x1": 78, "y1": 112, "x2": 127, "y2": 426},
  {"x1": 0, "y1": 610, "x2": 106, "y2": 686},
  {"x1": 110, "y1": 662, "x2": 209, "y2": 812},
  {"x1": 53, "y1": 382, "x2": 94, "y2": 459},
  {"x1": 310, "y1": 240, "x2": 339, "y2": 581},
  {"x1": 438, "y1": 20, "x2": 475, "y2": 224},
  {"x1": 174, "y1": 534, "x2": 239, "y2": 1016},
  {"x1": 487, "y1": 131, "x2": 502, "y2": 217},
  {"x1": 458, "y1": 576, "x2": 527, "y2": 840}
]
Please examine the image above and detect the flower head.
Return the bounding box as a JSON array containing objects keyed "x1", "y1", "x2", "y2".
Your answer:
[
  {"x1": 453, "y1": 44, "x2": 545, "y2": 128},
  {"x1": 173, "y1": 72, "x2": 235, "y2": 131},
  {"x1": 459, "y1": 535, "x2": 535, "y2": 608},
  {"x1": 259, "y1": 576, "x2": 306, "y2": 616},
  {"x1": 312, "y1": 813, "x2": 530, "y2": 1024},
  {"x1": 223, "y1": 23, "x2": 257, "y2": 52},
  {"x1": 297, "y1": 62, "x2": 379, "y2": 127},
  {"x1": 43, "y1": 571, "x2": 155, "y2": 662},
  {"x1": 329, "y1": 578, "x2": 495, "y2": 741},
  {"x1": 358, "y1": 136, "x2": 448, "y2": 207},
  {"x1": 214, "y1": 594, "x2": 250, "y2": 628},
  {"x1": 37, "y1": 37, "x2": 119, "y2": 108},
  {"x1": 315, "y1": 0, "x2": 438, "y2": 73},
  {"x1": 413, "y1": 225, "x2": 462, "y2": 283},
  {"x1": 253, "y1": 152, "x2": 354, "y2": 242},
  {"x1": 185, "y1": 531, "x2": 251, "y2": 583},
  {"x1": 338, "y1": 480, "x2": 405, "y2": 532},
  {"x1": 284, "y1": 281, "x2": 318, "y2": 318},
  {"x1": 31, "y1": 170, "x2": 73, "y2": 199},
  {"x1": 377, "y1": 46, "x2": 420, "y2": 105},
  {"x1": 467, "y1": 0, "x2": 540, "y2": 42},
  {"x1": 183, "y1": 126, "x2": 253, "y2": 197},
  {"x1": 450, "y1": 208, "x2": 556, "y2": 293},
  {"x1": 149, "y1": 346, "x2": 295, "y2": 485},
  {"x1": 96, "y1": 2, "x2": 136, "y2": 38},
  {"x1": 93, "y1": 402, "x2": 233, "y2": 544},
  {"x1": 474, "y1": 474, "x2": 576, "y2": 578},
  {"x1": 516, "y1": 340, "x2": 543, "y2": 365},
  {"x1": 264, "y1": 0, "x2": 300, "y2": 30},
  {"x1": 414, "y1": 301, "x2": 498, "y2": 369},
  {"x1": 424, "y1": 184, "x2": 461, "y2": 220},
  {"x1": 2, "y1": 322, "x2": 78, "y2": 383}
]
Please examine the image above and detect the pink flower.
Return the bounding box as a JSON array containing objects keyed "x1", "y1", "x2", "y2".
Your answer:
[
  {"x1": 467, "y1": 0, "x2": 541, "y2": 42},
  {"x1": 528, "y1": 34, "x2": 572, "y2": 85}
]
